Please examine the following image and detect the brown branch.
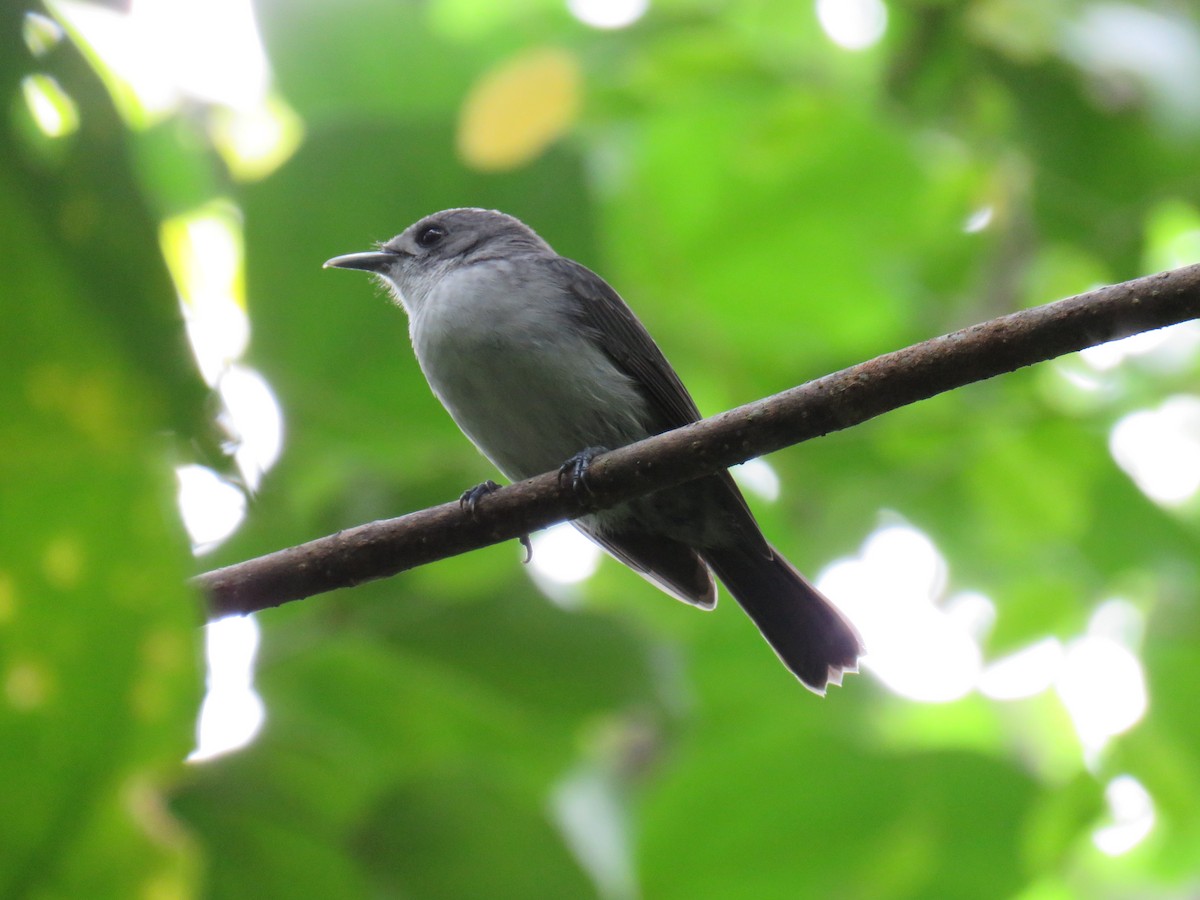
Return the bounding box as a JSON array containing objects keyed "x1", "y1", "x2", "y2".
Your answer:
[{"x1": 195, "y1": 263, "x2": 1200, "y2": 619}]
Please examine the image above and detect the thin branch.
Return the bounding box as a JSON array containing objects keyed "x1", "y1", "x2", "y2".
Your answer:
[{"x1": 196, "y1": 263, "x2": 1200, "y2": 619}]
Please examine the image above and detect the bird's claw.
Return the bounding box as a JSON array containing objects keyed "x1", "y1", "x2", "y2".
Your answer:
[
  {"x1": 558, "y1": 447, "x2": 606, "y2": 496},
  {"x1": 460, "y1": 480, "x2": 532, "y2": 562},
  {"x1": 459, "y1": 480, "x2": 501, "y2": 517}
]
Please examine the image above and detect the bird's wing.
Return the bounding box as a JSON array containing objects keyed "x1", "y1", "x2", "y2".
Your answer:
[
  {"x1": 573, "y1": 519, "x2": 718, "y2": 609},
  {"x1": 549, "y1": 256, "x2": 701, "y2": 433},
  {"x1": 549, "y1": 256, "x2": 763, "y2": 534}
]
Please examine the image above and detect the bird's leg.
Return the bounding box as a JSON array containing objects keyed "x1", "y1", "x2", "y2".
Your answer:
[
  {"x1": 458, "y1": 480, "x2": 533, "y2": 563},
  {"x1": 558, "y1": 446, "x2": 608, "y2": 497}
]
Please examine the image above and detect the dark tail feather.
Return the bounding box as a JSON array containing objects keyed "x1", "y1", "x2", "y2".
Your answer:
[{"x1": 706, "y1": 545, "x2": 862, "y2": 694}]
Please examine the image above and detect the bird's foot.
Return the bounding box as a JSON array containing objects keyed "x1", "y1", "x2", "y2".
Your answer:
[
  {"x1": 558, "y1": 447, "x2": 607, "y2": 496},
  {"x1": 459, "y1": 480, "x2": 501, "y2": 516},
  {"x1": 459, "y1": 480, "x2": 533, "y2": 563}
]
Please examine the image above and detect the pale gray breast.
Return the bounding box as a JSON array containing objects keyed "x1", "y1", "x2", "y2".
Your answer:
[{"x1": 409, "y1": 259, "x2": 652, "y2": 480}]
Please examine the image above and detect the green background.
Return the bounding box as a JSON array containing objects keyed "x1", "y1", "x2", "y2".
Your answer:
[{"x1": 4, "y1": 0, "x2": 1200, "y2": 897}]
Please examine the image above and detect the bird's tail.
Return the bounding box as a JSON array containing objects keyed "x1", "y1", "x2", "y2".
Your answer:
[{"x1": 706, "y1": 545, "x2": 862, "y2": 694}]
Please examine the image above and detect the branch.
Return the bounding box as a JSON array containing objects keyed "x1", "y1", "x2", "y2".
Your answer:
[{"x1": 195, "y1": 264, "x2": 1200, "y2": 618}]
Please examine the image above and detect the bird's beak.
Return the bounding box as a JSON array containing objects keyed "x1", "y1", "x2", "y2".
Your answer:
[{"x1": 323, "y1": 250, "x2": 399, "y2": 273}]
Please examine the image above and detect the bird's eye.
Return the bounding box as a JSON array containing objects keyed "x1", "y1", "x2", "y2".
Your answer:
[{"x1": 416, "y1": 224, "x2": 447, "y2": 248}]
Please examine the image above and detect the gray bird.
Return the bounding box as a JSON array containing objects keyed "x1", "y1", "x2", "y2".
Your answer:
[{"x1": 326, "y1": 208, "x2": 861, "y2": 692}]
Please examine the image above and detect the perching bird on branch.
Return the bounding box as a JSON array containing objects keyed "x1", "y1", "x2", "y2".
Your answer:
[{"x1": 326, "y1": 208, "x2": 861, "y2": 693}]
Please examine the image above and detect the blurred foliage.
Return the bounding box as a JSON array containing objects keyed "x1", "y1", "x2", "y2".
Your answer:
[{"x1": 4, "y1": 0, "x2": 1200, "y2": 898}]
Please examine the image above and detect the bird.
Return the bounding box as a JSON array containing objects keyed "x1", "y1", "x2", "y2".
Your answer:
[{"x1": 325, "y1": 208, "x2": 861, "y2": 692}]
